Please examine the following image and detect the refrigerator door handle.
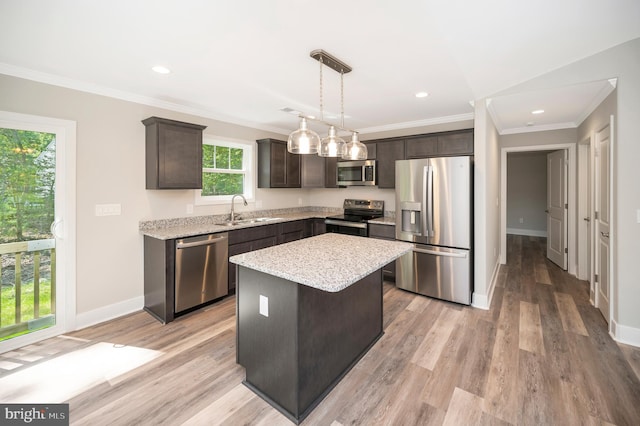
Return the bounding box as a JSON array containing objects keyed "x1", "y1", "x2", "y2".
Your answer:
[
  {"x1": 412, "y1": 247, "x2": 468, "y2": 258},
  {"x1": 422, "y1": 165, "x2": 429, "y2": 237},
  {"x1": 426, "y1": 165, "x2": 434, "y2": 236}
]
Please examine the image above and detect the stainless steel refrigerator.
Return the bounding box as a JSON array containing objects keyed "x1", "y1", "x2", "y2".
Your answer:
[{"x1": 395, "y1": 156, "x2": 473, "y2": 305}]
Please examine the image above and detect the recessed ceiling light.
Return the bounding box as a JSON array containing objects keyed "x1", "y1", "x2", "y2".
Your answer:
[
  {"x1": 415, "y1": 92, "x2": 429, "y2": 98},
  {"x1": 152, "y1": 66, "x2": 171, "y2": 74},
  {"x1": 531, "y1": 109, "x2": 544, "y2": 114}
]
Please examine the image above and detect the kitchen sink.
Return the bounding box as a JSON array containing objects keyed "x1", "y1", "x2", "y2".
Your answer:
[{"x1": 223, "y1": 217, "x2": 282, "y2": 226}]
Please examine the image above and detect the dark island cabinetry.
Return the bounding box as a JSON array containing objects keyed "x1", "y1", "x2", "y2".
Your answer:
[
  {"x1": 143, "y1": 116, "x2": 206, "y2": 189},
  {"x1": 368, "y1": 223, "x2": 397, "y2": 281}
]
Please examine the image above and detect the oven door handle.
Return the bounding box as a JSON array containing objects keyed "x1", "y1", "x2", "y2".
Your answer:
[{"x1": 324, "y1": 219, "x2": 367, "y2": 229}]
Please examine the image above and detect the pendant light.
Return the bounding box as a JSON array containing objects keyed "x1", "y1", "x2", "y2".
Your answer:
[
  {"x1": 343, "y1": 132, "x2": 368, "y2": 160},
  {"x1": 287, "y1": 117, "x2": 320, "y2": 154},
  {"x1": 286, "y1": 50, "x2": 366, "y2": 160}
]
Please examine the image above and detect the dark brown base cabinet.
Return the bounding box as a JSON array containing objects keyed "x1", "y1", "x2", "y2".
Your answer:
[
  {"x1": 368, "y1": 223, "x2": 397, "y2": 281},
  {"x1": 144, "y1": 218, "x2": 328, "y2": 323},
  {"x1": 143, "y1": 236, "x2": 177, "y2": 323},
  {"x1": 227, "y1": 219, "x2": 325, "y2": 294},
  {"x1": 236, "y1": 266, "x2": 383, "y2": 423}
]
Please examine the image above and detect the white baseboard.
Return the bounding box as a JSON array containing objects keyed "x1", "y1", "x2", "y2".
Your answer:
[
  {"x1": 506, "y1": 228, "x2": 548, "y2": 237},
  {"x1": 472, "y1": 259, "x2": 501, "y2": 310},
  {"x1": 611, "y1": 319, "x2": 640, "y2": 348},
  {"x1": 75, "y1": 296, "x2": 144, "y2": 331}
]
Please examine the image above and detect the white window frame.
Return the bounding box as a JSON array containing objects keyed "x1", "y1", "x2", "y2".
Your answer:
[{"x1": 195, "y1": 135, "x2": 255, "y2": 205}]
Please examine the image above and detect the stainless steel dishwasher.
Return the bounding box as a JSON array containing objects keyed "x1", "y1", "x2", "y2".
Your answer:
[{"x1": 175, "y1": 233, "x2": 228, "y2": 314}]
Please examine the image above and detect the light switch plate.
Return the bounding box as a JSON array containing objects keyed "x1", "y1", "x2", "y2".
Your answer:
[
  {"x1": 637, "y1": 209, "x2": 640, "y2": 224},
  {"x1": 259, "y1": 295, "x2": 269, "y2": 317}
]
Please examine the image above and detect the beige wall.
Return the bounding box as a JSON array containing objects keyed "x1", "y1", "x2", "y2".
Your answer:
[
  {"x1": 0, "y1": 74, "x2": 294, "y2": 317},
  {"x1": 506, "y1": 152, "x2": 548, "y2": 234},
  {"x1": 501, "y1": 128, "x2": 577, "y2": 149},
  {"x1": 472, "y1": 99, "x2": 501, "y2": 308}
]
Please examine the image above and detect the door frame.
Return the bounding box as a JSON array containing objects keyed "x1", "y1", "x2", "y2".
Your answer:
[
  {"x1": 0, "y1": 111, "x2": 76, "y2": 353},
  {"x1": 500, "y1": 143, "x2": 576, "y2": 275},
  {"x1": 577, "y1": 136, "x2": 594, "y2": 299}
]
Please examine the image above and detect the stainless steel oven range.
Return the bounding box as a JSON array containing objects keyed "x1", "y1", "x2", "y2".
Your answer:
[{"x1": 325, "y1": 199, "x2": 384, "y2": 237}]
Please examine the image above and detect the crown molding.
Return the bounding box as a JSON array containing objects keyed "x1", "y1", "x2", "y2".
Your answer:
[
  {"x1": 0, "y1": 62, "x2": 291, "y2": 136},
  {"x1": 574, "y1": 78, "x2": 617, "y2": 127},
  {"x1": 357, "y1": 112, "x2": 475, "y2": 135}
]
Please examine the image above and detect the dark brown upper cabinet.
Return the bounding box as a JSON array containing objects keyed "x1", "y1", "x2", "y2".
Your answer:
[
  {"x1": 436, "y1": 130, "x2": 474, "y2": 155},
  {"x1": 143, "y1": 116, "x2": 206, "y2": 189},
  {"x1": 375, "y1": 138, "x2": 405, "y2": 189},
  {"x1": 405, "y1": 135, "x2": 438, "y2": 158},
  {"x1": 325, "y1": 157, "x2": 339, "y2": 188},
  {"x1": 257, "y1": 138, "x2": 301, "y2": 188}
]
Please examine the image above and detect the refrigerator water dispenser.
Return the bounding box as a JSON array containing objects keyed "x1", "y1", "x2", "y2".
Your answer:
[{"x1": 400, "y1": 202, "x2": 422, "y2": 235}]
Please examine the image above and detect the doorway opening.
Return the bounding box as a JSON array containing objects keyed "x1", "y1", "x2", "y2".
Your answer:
[{"x1": 500, "y1": 143, "x2": 576, "y2": 275}]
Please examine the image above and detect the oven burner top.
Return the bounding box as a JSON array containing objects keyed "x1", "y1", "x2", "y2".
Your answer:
[{"x1": 327, "y1": 213, "x2": 381, "y2": 223}]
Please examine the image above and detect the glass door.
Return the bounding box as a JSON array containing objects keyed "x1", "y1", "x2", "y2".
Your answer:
[
  {"x1": 0, "y1": 128, "x2": 57, "y2": 341},
  {"x1": 0, "y1": 111, "x2": 75, "y2": 353}
]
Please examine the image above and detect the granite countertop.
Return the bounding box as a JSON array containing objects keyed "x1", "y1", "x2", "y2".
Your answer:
[
  {"x1": 368, "y1": 216, "x2": 396, "y2": 225},
  {"x1": 230, "y1": 233, "x2": 412, "y2": 292},
  {"x1": 140, "y1": 211, "x2": 332, "y2": 240}
]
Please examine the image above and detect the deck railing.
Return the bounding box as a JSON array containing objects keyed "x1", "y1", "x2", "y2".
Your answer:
[{"x1": 0, "y1": 239, "x2": 56, "y2": 339}]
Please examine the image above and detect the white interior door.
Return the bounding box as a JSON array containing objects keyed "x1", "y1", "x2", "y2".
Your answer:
[
  {"x1": 547, "y1": 150, "x2": 567, "y2": 269},
  {"x1": 595, "y1": 124, "x2": 611, "y2": 323}
]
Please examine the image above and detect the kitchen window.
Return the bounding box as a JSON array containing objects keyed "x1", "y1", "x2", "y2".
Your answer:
[{"x1": 195, "y1": 136, "x2": 254, "y2": 205}]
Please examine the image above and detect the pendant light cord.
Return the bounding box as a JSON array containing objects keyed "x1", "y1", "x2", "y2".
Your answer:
[
  {"x1": 319, "y1": 57, "x2": 324, "y2": 122},
  {"x1": 340, "y1": 70, "x2": 345, "y2": 128}
]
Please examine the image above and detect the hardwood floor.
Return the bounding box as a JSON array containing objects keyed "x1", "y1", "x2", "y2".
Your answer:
[{"x1": 2, "y1": 235, "x2": 639, "y2": 425}]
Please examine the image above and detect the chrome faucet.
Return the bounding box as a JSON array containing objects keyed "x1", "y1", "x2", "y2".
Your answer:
[{"x1": 230, "y1": 194, "x2": 248, "y2": 223}]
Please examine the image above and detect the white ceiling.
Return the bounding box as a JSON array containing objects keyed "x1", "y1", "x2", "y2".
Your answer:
[{"x1": 0, "y1": 0, "x2": 638, "y2": 136}]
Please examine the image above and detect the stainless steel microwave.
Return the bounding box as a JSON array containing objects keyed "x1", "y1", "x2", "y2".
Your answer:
[{"x1": 337, "y1": 160, "x2": 377, "y2": 186}]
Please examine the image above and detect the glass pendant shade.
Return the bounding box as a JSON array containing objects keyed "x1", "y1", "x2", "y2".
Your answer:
[
  {"x1": 342, "y1": 132, "x2": 368, "y2": 160},
  {"x1": 318, "y1": 126, "x2": 346, "y2": 157},
  {"x1": 288, "y1": 117, "x2": 320, "y2": 154}
]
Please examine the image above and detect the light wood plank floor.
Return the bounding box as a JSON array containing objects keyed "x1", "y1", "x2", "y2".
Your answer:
[{"x1": 2, "y1": 235, "x2": 639, "y2": 425}]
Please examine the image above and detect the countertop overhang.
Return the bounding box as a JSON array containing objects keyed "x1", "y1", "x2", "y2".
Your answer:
[{"x1": 230, "y1": 233, "x2": 412, "y2": 292}]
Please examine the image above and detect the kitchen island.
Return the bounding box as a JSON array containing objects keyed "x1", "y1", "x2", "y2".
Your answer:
[{"x1": 230, "y1": 233, "x2": 412, "y2": 424}]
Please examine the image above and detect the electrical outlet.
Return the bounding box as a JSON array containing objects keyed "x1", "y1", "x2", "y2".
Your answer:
[
  {"x1": 298, "y1": 198, "x2": 303, "y2": 206},
  {"x1": 259, "y1": 295, "x2": 269, "y2": 317},
  {"x1": 186, "y1": 204, "x2": 194, "y2": 214},
  {"x1": 637, "y1": 209, "x2": 640, "y2": 224},
  {"x1": 519, "y1": 217, "x2": 524, "y2": 224},
  {"x1": 95, "y1": 204, "x2": 121, "y2": 216}
]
